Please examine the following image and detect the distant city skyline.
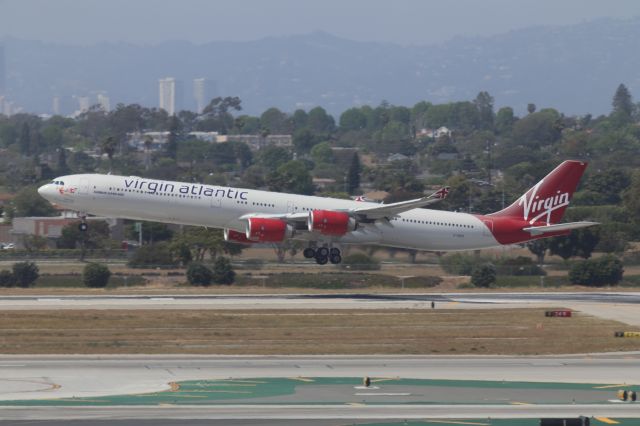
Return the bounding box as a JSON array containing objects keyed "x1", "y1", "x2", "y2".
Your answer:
[{"x1": 1, "y1": 0, "x2": 640, "y2": 46}]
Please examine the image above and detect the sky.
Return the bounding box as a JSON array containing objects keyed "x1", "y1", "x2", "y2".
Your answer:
[{"x1": 1, "y1": 0, "x2": 640, "y2": 45}]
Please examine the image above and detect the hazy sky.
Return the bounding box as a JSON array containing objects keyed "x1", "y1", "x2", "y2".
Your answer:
[{"x1": 1, "y1": 0, "x2": 640, "y2": 45}]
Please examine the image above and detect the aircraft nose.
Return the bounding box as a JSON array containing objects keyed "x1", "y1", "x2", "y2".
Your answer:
[{"x1": 37, "y1": 184, "x2": 49, "y2": 198}]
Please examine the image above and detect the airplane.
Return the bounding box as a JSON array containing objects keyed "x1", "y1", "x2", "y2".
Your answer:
[{"x1": 37, "y1": 160, "x2": 597, "y2": 265}]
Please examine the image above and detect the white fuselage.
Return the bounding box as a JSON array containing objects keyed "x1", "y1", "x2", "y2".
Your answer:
[{"x1": 38, "y1": 174, "x2": 501, "y2": 251}]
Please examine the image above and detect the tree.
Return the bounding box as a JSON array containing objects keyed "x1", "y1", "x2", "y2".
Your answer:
[
  {"x1": 171, "y1": 227, "x2": 225, "y2": 261},
  {"x1": 310, "y1": 142, "x2": 334, "y2": 164},
  {"x1": 0, "y1": 270, "x2": 15, "y2": 287},
  {"x1": 58, "y1": 220, "x2": 111, "y2": 261},
  {"x1": 473, "y1": 91, "x2": 494, "y2": 130},
  {"x1": 83, "y1": 263, "x2": 111, "y2": 288},
  {"x1": 186, "y1": 262, "x2": 213, "y2": 286},
  {"x1": 18, "y1": 122, "x2": 31, "y2": 156},
  {"x1": 13, "y1": 186, "x2": 57, "y2": 217},
  {"x1": 611, "y1": 83, "x2": 634, "y2": 123},
  {"x1": 101, "y1": 136, "x2": 117, "y2": 171},
  {"x1": 165, "y1": 116, "x2": 181, "y2": 160},
  {"x1": 307, "y1": 107, "x2": 335, "y2": 134},
  {"x1": 527, "y1": 239, "x2": 550, "y2": 266},
  {"x1": 292, "y1": 128, "x2": 320, "y2": 154},
  {"x1": 212, "y1": 256, "x2": 235, "y2": 285},
  {"x1": 495, "y1": 107, "x2": 516, "y2": 135},
  {"x1": 200, "y1": 97, "x2": 242, "y2": 133},
  {"x1": 345, "y1": 153, "x2": 361, "y2": 195},
  {"x1": 12, "y1": 261, "x2": 39, "y2": 288},
  {"x1": 470, "y1": 263, "x2": 496, "y2": 288},
  {"x1": 339, "y1": 108, "x2": 367, "y2": 131},
  {"x1": 568, "y1": 255, "x2": 623, "y2": 286},
  {"x1": 527, "y1": 103, "x2": 536, "y2": 114},
  {"x1": 128, "y1": 243, "x2": 177, "y2": 268},
  {"x1": 267, "y1": 160, "x2": 314, "y2": 195},
  {"x1": 260, "y1": 107, "x2": 290, "y2": 134},
  {"x1": 548, "y1": 228, "x2": 600, "y2": 261}
]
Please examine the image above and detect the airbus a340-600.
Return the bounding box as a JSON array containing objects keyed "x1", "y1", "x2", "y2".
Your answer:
[{"x1": 38, "y1": 160, "x2": 597, "y2": 265}]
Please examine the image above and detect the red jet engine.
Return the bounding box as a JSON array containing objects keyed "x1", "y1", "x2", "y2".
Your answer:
[
  {"x1": 307, "y1": 210, "x2": 357, "y2": 236},
  {"x1": 245, "y1": 218, "x2": 294, "y2": 242}
]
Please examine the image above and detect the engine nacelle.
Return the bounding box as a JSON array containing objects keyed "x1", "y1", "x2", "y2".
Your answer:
[
  {"x1": 245, "y1": 218, "x2": 294, "y2": 242},
  {"x1": 307, "y1": 210, "x2": 357, "y2": 236},
  {"x1": 224, "y1": 228, "x2": 254, "y2": 245}
]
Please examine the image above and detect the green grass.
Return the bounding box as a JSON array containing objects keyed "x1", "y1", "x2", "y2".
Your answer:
[
  {"x1": 35, "y1": 274, "x2": 146, "y2": 288},
  {"x1": 236, "y1": 272, "x2": 442, "y2": 289}
]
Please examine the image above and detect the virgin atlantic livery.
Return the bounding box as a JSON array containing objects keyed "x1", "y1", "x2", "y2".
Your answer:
[{"x1": 38, "y1": 160, "x2": 597, "y2": 264}]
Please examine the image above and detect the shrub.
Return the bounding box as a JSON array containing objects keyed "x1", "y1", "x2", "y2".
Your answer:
[
  {"x1": 0, "y1": 270, "x2": 14, "y2": 287},
  {"x1": 83, "y1": 263, "x2": 111, "y2": 288},
  {"x1": 495, "y1": 256, "x2": 545, "y2": 276},
  {"x1": 569, "y1": 255, "x2": 624, "y2": 286},
  {"x1": 470, "y1": 263, "x2": 496, "y2": 288},
  {"x1": 12, "y1": 261, "x2": 39, "y2": 287},
  {"x1": 186, "y1": 262, "x2": 213, "y2": 286},
  {"x1": 128, "y1": 243, "x2": 177, "y2": 268},
  {"x1": 212, "y1": 256, "x2": 236, "y2": 285},
  {"x1": 341, "y1": 253, "x2": 381, "y2": 271},
  {"x1": 440, "y1": 253, "x2": 478, "y2": 275}
]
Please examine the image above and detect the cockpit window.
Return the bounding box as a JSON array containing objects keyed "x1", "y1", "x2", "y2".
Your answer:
[{"x1": 59, "y1": 181, "x2": 64, "y2": 185}]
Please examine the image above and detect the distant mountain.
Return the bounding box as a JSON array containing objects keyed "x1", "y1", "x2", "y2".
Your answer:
[{"x1": 3, "y1": 17, "x2": 640, "y2": 117}]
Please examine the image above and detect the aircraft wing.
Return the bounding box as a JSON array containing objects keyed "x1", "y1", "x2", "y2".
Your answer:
[
  {"x1": 236, "y1": 187, "x2": 449, "y2": 225},
  {"x1": 522, "y1": 221, "x2": 599, "y2": 235},
  {"x1": 351, "y1": 187, "x2": 449, "y2": 220}
]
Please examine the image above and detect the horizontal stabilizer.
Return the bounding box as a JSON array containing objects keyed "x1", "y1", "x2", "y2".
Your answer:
[{"x1": 522, "y1": 221, "x2": 599, "y2": 235}]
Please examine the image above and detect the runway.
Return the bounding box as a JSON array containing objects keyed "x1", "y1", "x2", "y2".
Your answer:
[
  {"x1": 2, "y1": 292, "x2": 639, "y2": 325},
  {"x1": 1, "y1": 354, "x2": 640, "y2": 421}
]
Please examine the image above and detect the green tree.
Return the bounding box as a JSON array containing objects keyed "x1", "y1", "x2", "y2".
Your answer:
[
  {"x1": 267, "y1": 160, "x2": 314, "y2": 195},
  {"x1": 310, "y1": 142, "x2": 334, "y2": 164},
  {"x1": 548, "y1": 228, "x2": 600, "y2": 261},
  {"x1": 527, "y1": 239, "x2": 550, "y2": 266},
  {"x1": 83, "y1": 263, "x2": 111, "y2": 288},
  {"x1": 171, "y1": 227, "x2": 225, "y2": 261},
  {"x1": 165, "y1": 116, "x2": 181, "y2": 160},
  {"x1": 200, "y1": 97, "x2": 242, "y2": 133},
  {"x1": 527, "y1": 103, "x2": 536, "y2": 114},
  {"x1": 568, "y1": 255, "x2": 623, "y2": 286},
  {"x1": 101, "y1": 136, "x2": 117, "y2": 171},
  {"x1": 128, "y1": 243, "x2": 177, "y2": 268},
  {"x1": 14, "y1": 186, "x2": 57, "y2": 217},
  {"x1": 473, "y1": 91, "x2": 495, "y2": 130},
  {"x1": 0, "y1": 270, "x2": 15, "y2": 287},
  {"x1": 212, "y1": 256, "x2": 235, "y2": 285},
  {"x1": 292, "y1": 128, "x2": 320, "y2": 154},
  {"x1": 58, "y1": 220, "x2": 111, "y2": 260},
  {"x1": 345, "y1": 153, "x2": 361, "y2": 195},
  {"x1": 12, "y1": 261, "x2": 39, "y2": 288},
  {"x1": 307, "y1": 107, "x2": 335, "y2": 133},
  {"x1": 495, "y1": 107, "x2": 516, "y2": 135},
  {"x1": 339, "y1": 108, "x2": 367, "y2": 131},
  {"x1": 257, "y1": 146, "x2": 292, "y2": 171},
  {"x1": 471, "y1": 263, "x2": 496, "y2": 288},
  {"x1": 611, "y1": 83, "x2": 634, "y2": 123},
  {"x1": 260, "y1": 107, "x2": 290, "y2": 134},
  {"x1": 186, "y1": 262, "x2": 213, "y2": 286},
  {"x1": 18, "y1": 122, "x2": 31, "y2": 156}
]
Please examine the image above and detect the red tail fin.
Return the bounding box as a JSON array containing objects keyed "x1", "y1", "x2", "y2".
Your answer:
[{"x1": 490, "y1": 160, "x2": 587, "y2": 225}]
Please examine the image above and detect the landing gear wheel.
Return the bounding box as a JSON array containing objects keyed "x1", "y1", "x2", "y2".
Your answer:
[
  {"x1": 303, "y1": 248, "x2": 316, "y2": 259},
  {"x1": 330, "y1": 248, "x2": 341, "y2": 257},
  {"x1": 78, "y1": 222, "x2": 88, "y2": 232},
  {"x1": 315, "y1": 255, "x2": 329, "y2": 265},
  {"x1": 317, "y1": 247, "x2": 329, "y2": 257},
  {"x1": 329, "y1": 254, "x2": 342, "y2": 264}
]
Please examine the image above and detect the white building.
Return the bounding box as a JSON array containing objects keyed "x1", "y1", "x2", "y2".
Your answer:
[
  {"x1": 97, "y1": 93, "x2": 111, "y2": 112},
  {"x1": 159, "y1": 77, "x2": 183, "y2": 116},
  {"x1": 52, "y1": 96, "x2": 61, "y2": 115},
  {"x1": 193, "y1": 78, "x2": 216, "y2": 113}
]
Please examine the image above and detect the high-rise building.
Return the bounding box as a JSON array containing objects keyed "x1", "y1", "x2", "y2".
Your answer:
[
  {"x1": 0, "y1": 43, "x2": 6, "y2": 96},
  {"x1": 193, "y1": 78, "x2": 217, "y2": 113},
  {"x1": 97, "y1": 93, "x2": 110, "y2": 112},
  {"x1": 52, "y1": 96, "x2": 61, "y2": 115},
  {"x1": 159, "y1": 77, "x2": 183, "y2": 116}
]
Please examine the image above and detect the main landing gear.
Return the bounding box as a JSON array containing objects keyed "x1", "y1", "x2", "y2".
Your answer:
[{"x1": 303, "y1": 246, "x2": 342, "y2": 265}]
